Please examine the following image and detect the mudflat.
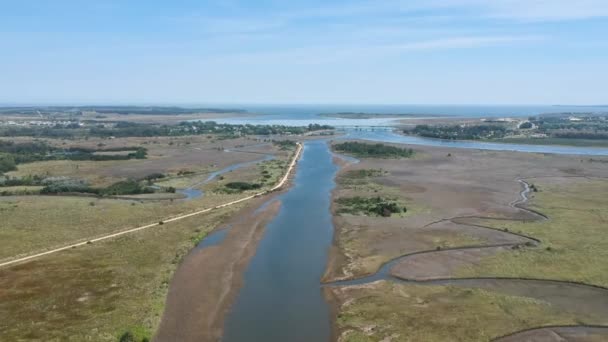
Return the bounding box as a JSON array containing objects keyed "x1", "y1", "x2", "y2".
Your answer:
[
  {"x1": 155, "y1": 198, "x2": 281, "y2": 342},
  {"x1": 325, "y1": 141, "x2": 608, "y2": 341}
]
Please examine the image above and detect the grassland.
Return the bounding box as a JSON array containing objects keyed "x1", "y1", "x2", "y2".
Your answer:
[
  {"x1": 456, "y1": 178, "x2": 608, "y2": 287},
  {"x1": 328, "y1": 143, "x2": 608, "y2": 341},
  {"x1": 334, "y1": 281, "x2": 595, "y2": 342},
  {"x1": 0, "y1": 205, "x2": 241, "y2": 341},
  {"x1": 0, "y1": 189, "x2": 262, "y2": 260},
  {"x1": 0, "y1": 132, "x2": 297, "y2": 341},
  {"x1": 0, "y1": 135, "x2": 292, "y2": 261}
]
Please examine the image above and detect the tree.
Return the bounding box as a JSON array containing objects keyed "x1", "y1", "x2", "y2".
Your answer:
[
  {"x1": 0, "y1": 153, "x2": 17, "y2": 173},
  {"x1": 119, "y1": 331, "x2": 135, "y2": 342}
]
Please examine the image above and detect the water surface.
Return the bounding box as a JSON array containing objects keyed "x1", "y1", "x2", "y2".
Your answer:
[
  {"x1": 223, "y1": 140, "x2": 337, "y2": 342},
  {"x1": 343, "y1": 129, "x2": 608, "y2": 156}
]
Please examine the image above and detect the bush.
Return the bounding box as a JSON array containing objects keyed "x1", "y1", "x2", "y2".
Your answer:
[
  {"x1": 119, "y1": 331, "x2": 135, "y2": 342},
  {"x1": 519, "y1": 121, "x2": 533, "y2": 129},
  {"x1": 101, "y1": 180, "x2": 153, "y2": 196},
  {"x1": 224, "y1": 182, "x2": 261, "y2": 191},
  {"x1": 334, "y1": 142, "x2": 413, "y2": 158},
  {"x1": 336, "y1": 196, "x2": 406, "y2": 217},
  {"x1": 0, "y1": 153, "x2": 17, "y2": 173}
]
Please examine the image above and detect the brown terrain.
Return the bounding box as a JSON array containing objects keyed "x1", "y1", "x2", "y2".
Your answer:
[
  {"x1": 155, "y1": 198, "x2": 281, "y2": 342},
  {"x1": 325, "y1": 142, "x2": 608, "y2": 341}
]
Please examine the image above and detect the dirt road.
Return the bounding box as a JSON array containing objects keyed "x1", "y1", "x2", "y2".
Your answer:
[{"x1": 0, "y1": 143, "x2": 302, "y2": 269}]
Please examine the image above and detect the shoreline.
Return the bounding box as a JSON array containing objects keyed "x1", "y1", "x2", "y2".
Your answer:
[
  {"x1": 155, "y1": 144, "x2": 302, "y2": 341},
  {"x1": 154, "y1": 198, "x2": 282, "y2": 342}
]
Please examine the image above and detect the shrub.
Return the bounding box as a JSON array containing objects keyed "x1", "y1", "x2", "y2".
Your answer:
[
  {"x1": 336, "y1": 196, "x2": 406, "y2": 217},
  {"x1": 225, "y1": 182, "x2": 261, "y2": 191},
  {"x1": 101, "y1": 180, "x2": 152, "y2": 196},
  {"x1": 0, "y1": 153, "x2": 16, "y2": 173},
  {"x1": 334, "y1": 142, "x2": 413, "y2": 158}
]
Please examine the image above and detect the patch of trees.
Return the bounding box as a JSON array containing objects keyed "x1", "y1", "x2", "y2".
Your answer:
[
  {"x1": 333, "y1": 142, "x2": 414, "y2": 158},
  {"x1": 0, "y1": 174, "x2": 45, "y2": 186},
  {"x1": 519, "y1": 122, "x2": 533, "y2": 129},
  {"x1": 411, "y1": 124, "x2": 508, "y2": 140},
  {"x1": 0, "y1": 153, "x2": 16, "y2": 173},
  {"x1": 140, "y1": 173, "x2": 166, "y2": 182},
  {"x1": 224, "y1": 182, "x2": 262, "y2": 191},
  {"x1": 342, "y1": 169, "x2": 385, "y2": 179},
  {"x1": 39, "y1": 178, "x2": 154, "y2": 196},
  {"x1": 40, "y1": 178, "x2": 97, "y2": 195},
  {"x1": 181, "y1": 121, "x2": 333, "y2": 137},
  {"x1": 100, "y1": 180, "x2": 154, "y2": 196},
  {"x1": 0, "y1": 140, "x2": 147, "y2": 168},
  {"x1": 118, "y1": 331, "x2": 149, "y2": 342},
  {"x1": 336, "y1": 196, "x2": 406, "y2": 217},
  {"x1": 552, "y1": 131, "x2": 608, "y2": 140},
  {"x1": 272, "y1": 140, "x2": 297, "y2": 150},
  {"x1": 0, "y1": 121, "x2": 334, "y2": 139}
]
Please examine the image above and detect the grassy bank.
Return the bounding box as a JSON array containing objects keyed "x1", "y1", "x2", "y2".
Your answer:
[
  {"x1": 0, "y1": 205, "x2": 241, "y2": 341},
  {"x1": 0, "y1": 192, "x2": 248, "y2": 260}
]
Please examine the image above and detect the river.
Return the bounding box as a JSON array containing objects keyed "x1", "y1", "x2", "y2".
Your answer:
[
  {"x1": 223, "y1": 140, "x2": 337, "y2": 342},
  {"x1": 219, "y1": 124, "x2": 607, "y2": 342}
]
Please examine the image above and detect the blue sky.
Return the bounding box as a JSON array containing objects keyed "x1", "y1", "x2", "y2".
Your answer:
[{"x1": 1, "y1": 0, "x2": 607, "y2": 105}]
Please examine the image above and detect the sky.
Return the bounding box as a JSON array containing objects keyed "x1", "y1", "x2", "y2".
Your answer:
[{"x1": 1, "y1": 0, "x2": 607, "y2": 105}]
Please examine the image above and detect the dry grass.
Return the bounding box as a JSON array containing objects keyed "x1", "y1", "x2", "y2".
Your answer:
[
  {"x1": 335, "y1": 281, "x2": 591, "y2": 342},
  {"x1": 0, "y1": 205, "x2": 242, "y2": 341},
  {"x1": 456, "y1": 178, "x2": 608, "y2": 287}
]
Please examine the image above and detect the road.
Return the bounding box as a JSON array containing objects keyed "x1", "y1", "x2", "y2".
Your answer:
[{"x1": 0, "y1": 142, "x2": 303, "y2": 269}]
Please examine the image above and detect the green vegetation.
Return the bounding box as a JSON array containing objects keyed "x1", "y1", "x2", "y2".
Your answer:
[
  {"x1": 407, "y1": 114, "x2": 608, "y2": 145},
  {"x1": 0, "y1": 153, "x2": 16, "y2": 173},
  {"x1": 223, "y1": 181, "x2": 261, "y2": 192},
  {"x1": 411, "y1": 124, "x2": 508, "y2": 140},
  {"x1": 336, "y1": 196, "x2": 405, "y2": 217},
  {"x1": 333, "y1": 142, "x2": 414, "y2": 158},
  {"x1": 0, "y1": 140, "x2": 147, "y2": 170},
  {"x1": 456, "y1": 179, "x2": 608, "y2": 287},
  {"x1": 100, "y1": 180, "x2": 154, "y2": 196},
  {"x1": 0, "y1": 105, "x2": 246, "y2": 116},
  {"x1": 0, "y1": 120, "x2": 333, "y2": 139},
  {"x1": 272, "y1": 140, "x2": 297, "y2": 150},
  {"x1": 341, "y1": 169, "x2": 385, "y2": 179},
  {"x1": 336, "y1": 282, "x2": 590, "y2": 342}
]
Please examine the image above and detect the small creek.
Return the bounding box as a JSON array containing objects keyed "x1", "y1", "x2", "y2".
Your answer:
[{"x1": 172, "y1": 152, "x2": 275, "y2": 201}]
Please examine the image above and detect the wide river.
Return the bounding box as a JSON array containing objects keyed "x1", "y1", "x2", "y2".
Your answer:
[{"x1": 223, "y1": 140, "x2": 338, "y2": 342}]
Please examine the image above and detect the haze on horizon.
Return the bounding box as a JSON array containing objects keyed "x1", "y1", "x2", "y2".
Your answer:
[{"x1": 1, "y1": 0, "x2": 607, "y2": 106}]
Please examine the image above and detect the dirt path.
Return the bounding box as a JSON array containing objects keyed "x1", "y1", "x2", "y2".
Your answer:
[
  {"x1": 0, "y1": 143, "x2": 302, "y2": 269},
  {"x1": 154, "y1": 200, "x2": 282, "y2": 342}
]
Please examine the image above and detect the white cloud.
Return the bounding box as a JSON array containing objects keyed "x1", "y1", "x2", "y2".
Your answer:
[{"x1": 204, "y1": 35, "x2": 544, "y2": 66}]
